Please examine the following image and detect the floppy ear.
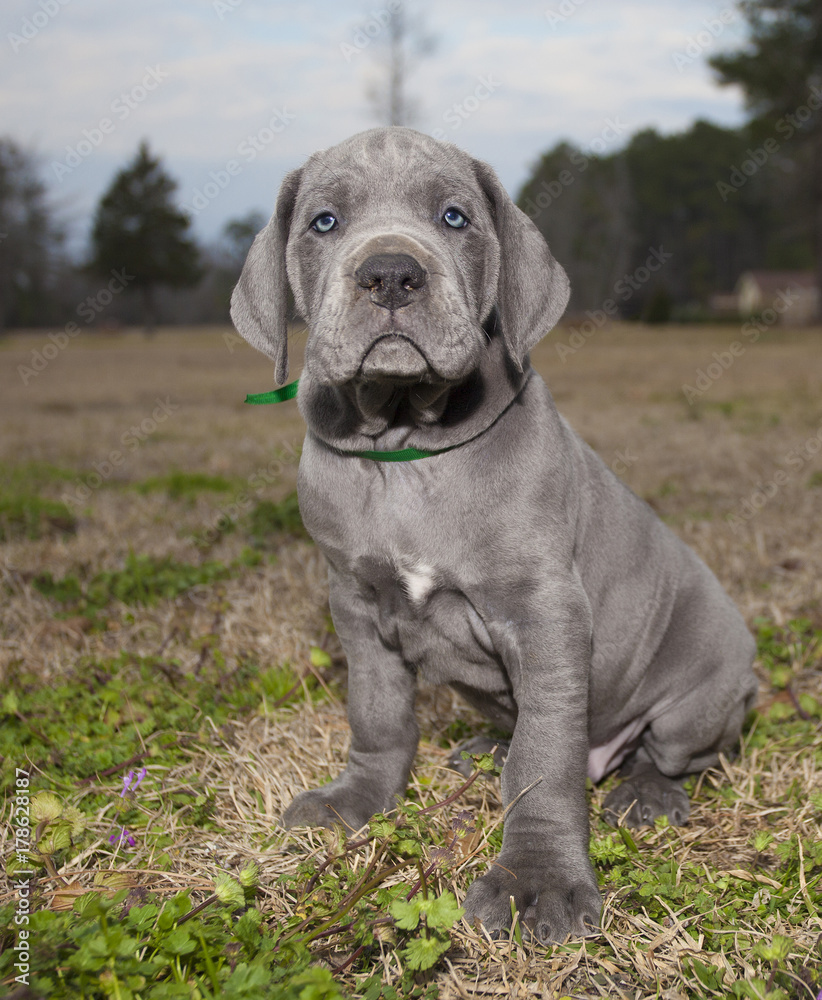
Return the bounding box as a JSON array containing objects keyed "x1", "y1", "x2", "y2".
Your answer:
[
  {"x1": 474, "y1": 160, "x2": 570, "y2": 368},
  {"x1": 230, "y1": 167, "x2": 303, "y2": 386}
]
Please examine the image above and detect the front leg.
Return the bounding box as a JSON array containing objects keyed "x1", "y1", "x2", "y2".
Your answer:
[
  {"x1": 283, "y1": 568, "x2": 418, "y2": 832},
  {"x1": 463, "y1": 577, "x2": 601, "y2": 943}
]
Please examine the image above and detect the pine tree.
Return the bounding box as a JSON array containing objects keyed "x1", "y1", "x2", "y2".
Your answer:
[{"x1": 89, "y1": 141, "x2": 201, "y2": 331}]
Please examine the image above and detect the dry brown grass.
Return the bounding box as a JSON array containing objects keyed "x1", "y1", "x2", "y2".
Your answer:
[{"x1": 1, "y1": 321, "x2": 821, "y2": 998}]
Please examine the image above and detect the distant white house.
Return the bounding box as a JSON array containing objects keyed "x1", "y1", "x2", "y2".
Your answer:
[{"x1": 735, "y1": 270, "x2": 819, "y2": 325}]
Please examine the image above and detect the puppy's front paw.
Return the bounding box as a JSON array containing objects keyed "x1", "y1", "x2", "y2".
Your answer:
[
  {"x1": 603, "y1": 765, "x2": 690, "y2": 827},
  {"x1": 463, "y1": 857, "x2": 601, "y2": 944}
]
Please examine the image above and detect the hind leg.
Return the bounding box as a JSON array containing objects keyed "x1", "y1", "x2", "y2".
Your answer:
[
  {"x1": 604, "y1": 655, "x2": 757, "y2": 828},
  {"x1": 602, "y1": 572, "x2": 758, "y2": 829}
]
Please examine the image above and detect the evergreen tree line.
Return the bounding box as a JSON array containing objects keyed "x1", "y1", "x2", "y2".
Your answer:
[
  {"x1": 0, "y1": 139, "x2": 264, "y2": 332},
  {"x1": 2, "y1": 117, "x2": 817, "y2": 331},
  {"x1": 521, "y1": 0, "x2": 822, "y2": 321},
  {"x1": 517, "y1": 114, "x2": 818, "y2": 320}
]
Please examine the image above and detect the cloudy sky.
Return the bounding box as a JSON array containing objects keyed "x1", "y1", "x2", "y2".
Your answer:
[{"x1": 2, "y1": 0, "x2": 749, "y2": 253}]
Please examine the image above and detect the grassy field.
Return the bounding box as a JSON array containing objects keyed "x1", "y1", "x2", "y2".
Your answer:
[{"x1": 0, "y1": 321, "x2": 821, "y2": 999}]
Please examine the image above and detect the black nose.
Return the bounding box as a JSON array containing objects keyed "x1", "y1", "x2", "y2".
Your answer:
[{"x1": 355, "y1": 253, "x2": 426, "y2": 310}]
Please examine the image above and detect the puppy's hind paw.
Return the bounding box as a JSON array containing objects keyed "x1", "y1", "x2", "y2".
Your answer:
[
  {"x1": 602, "y1": 763, "x2": 690, "y2": 828},
  {"x1": 282, "y1": 786, "x2": 375, "y2": 833}
]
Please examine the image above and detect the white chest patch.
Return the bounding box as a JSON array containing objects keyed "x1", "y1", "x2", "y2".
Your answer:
[{"x1": 399, "y1": 562, "x2": 436, "y2": 604}]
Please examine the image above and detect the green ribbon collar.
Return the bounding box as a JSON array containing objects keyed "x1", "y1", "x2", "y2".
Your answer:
[{"x1": 245, "y1": 378, "x2": 462, "y2": 462}]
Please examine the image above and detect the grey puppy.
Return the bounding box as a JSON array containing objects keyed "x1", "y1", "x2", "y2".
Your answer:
[{"x1": 231, "y1": 127, "x2": 758, "y2": 943}]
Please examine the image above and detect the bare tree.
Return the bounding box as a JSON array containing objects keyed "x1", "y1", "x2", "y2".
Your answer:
[{"x1": 366, "y1": 6, "x2": 435, "y2": 127}]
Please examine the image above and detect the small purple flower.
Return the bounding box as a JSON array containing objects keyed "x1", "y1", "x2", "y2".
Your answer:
[
  {"x1": 815, "y1": 987, "x2": 821, "y2": 1000},
  {"x1": 120, "y1": 767, "x2": 148, "y2": 797},
  {"x1": 109, "y1": 767, "x2": 147, "y2": 848},
  {"x1": 109, "y1": 827, "x2": 136, "y2": 848}
]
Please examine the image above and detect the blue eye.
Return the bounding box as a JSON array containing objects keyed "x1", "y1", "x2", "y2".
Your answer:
[
  {"x1": 311, "y1": 213, "x2": 337, "y2": 233},
  {"x1": 443, "y1": 207, "x2": 469, "y2": 229}
]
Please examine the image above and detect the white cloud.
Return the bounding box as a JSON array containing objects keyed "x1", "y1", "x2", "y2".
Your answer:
[{"x1": 0, "y1": 0, "x2": 749, "y2": 246}]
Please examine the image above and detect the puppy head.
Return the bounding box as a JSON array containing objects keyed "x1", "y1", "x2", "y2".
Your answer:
[{"x1": 231, "y1": 128, "x2": 569, "y2": 387}]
